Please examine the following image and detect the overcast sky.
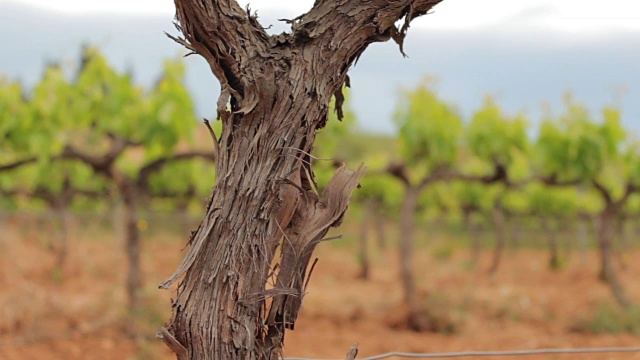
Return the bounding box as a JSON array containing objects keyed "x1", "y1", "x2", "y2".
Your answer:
[
  {"x1": 6, "y1": 0, "x2": 640, "y2": 32},
  {"x1": 1, "y1": 0, "x2": 639, "y2": 134}
]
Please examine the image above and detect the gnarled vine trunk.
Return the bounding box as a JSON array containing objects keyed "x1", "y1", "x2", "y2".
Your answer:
[
  {"x1": 158, "y1": 1, "x2": 443, "y2": 358},
  {"x1": 159, "y1": 91, "x2": 366, "y2": 358},
  {"x1": 598, "y1": 205, "x2": 631, "y2": 308}
]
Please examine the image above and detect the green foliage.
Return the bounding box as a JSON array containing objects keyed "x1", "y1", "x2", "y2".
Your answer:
[
  {"x1": 148, "y1": 158, "x2": 215, "y2": 203},
  {"x1": 25, "y1": 160, "x2": 106, "y2": 195},
  {"x1": 314, "y1": 90, "x2": 404, "y2": 214},
  {"x1": 74, "y1": 47, "x2": 198, "y2": 168},
  {"x1": 357, "y1": 171, "x2": 404, "y2": 215},
  {"x1": 362, "y1": 84, "x2": 638, "y2": 228},
  {"x1": 452, "y1": 181, "x2": 499, "y2": 213},
  {"x1": 466, "y1": 96, "x2": 529, "y2": 170},
  {"x1": 537, "y1": 96, "x2": 625, "y2": 182},
  {"x1": 499, "y1": 186, "x2": 529, "y2": 214},
  {"x1": 394, "y1": 79, "x2": 462, "y2": 171},
  {"x1": 624, "y1": 141, "x2": 640, "y2": 191},
  {"x1": 0, "y1": 79, "x2": 30, "y2": 158},
  {"x1": 525, "y1": 183, "x2": 578, "y2": 216},
  {"x1": 2, "y1": 51, "x2": 640, "y2": 224},
  {"x1": 0, "y1": 45, "x2": 208, "y2": 212},
  {"x1": 144, "y1": 58, "x2": 197, "y2": 159},
  {"x1": 419, "y1": 182, "x2": 474, "y2": 220},
  {"x1": 626, "y1": 193, "x2": 640, "y2": 216},
  {"x1": 534, "y1": 95, "x2": 637, "y2": 213},
  {"x1": 74, "y1": 47, "x2": 145, "y2": 140},
  {"x1": 462, "y1": 96, "x2": 531, "y2": 188}
]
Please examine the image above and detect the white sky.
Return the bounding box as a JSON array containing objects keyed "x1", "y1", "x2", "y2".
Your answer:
[{"x1": 5, "y1": 0, "x2": 640, "y2": 33}]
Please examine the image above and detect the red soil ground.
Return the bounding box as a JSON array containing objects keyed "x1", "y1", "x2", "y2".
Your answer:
[{"x1": 1, "y1": 220, "x2": 640, "y2": 360}]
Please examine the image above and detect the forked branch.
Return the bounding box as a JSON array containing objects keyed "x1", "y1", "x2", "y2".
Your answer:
[
  {"x1": 171, "y1": 0, "x2": 443, "y2": 118},
  {"x1": 295, "y1": 0, "x2": 443, "y2": 65},
  {"x1": 172, "y1": 0, "x2": 271, "y2": 113}
]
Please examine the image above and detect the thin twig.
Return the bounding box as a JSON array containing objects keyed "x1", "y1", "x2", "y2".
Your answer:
[{"x1": 203, "y1": 118, "x2": 220, "y2": 155}]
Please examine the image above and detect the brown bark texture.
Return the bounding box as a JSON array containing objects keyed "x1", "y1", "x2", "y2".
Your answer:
[{"x1": 158, "y1": 0, "x2": 442, "y2": 358}]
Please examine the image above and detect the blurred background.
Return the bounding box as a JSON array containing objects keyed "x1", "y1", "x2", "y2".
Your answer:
[{"x1": 1, "y1": 1, "x2": 640, "y2": 359}]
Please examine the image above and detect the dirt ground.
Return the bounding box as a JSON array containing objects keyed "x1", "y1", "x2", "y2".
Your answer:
[{"x1": 1, "y1": 218, "x2": 640, "y2": 360}]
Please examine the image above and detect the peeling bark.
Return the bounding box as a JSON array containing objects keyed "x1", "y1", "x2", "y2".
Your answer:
[{"x1": 160, "y1": 0, "x2": 442, "y2": 358}]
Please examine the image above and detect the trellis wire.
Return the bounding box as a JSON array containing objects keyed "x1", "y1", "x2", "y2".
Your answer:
[{"x1": 284, "y1": 346, "x2": 640, "y2": 359}]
